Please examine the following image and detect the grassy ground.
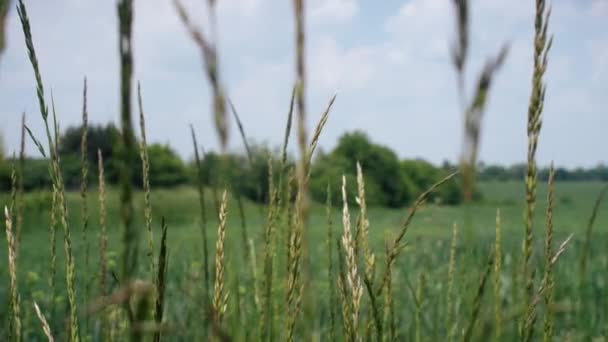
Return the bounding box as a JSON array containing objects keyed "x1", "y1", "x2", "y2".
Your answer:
[{"x1": 1, "y1": 180, "x2": 607, "y2": 340}]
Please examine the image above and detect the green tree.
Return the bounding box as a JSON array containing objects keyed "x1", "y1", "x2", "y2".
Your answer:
[
  {"x1": 310, "y1": 131, "x2": 414, "y2": 208},
  {"x1": 147, "y1": 143, "x2": 188, "y2": 187}
]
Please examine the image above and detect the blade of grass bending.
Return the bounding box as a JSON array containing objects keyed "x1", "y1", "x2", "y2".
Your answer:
[
  {"x1": 34, "y1": 301, "x2": 54, "y2": 342},
  {"x1": 306, "y1": 93, "x2": 336, "y2": 173},
  {"x1": 228, "y1": 98, "x2": 252, "y2": 162},
  {"x1": 377, "y1": 171, "x2": 459, "y2": 295}
]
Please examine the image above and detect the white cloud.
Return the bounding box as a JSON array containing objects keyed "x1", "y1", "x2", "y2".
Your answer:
[{"x1": 0, "y1": 0, "x2": 606, "y2": 167}]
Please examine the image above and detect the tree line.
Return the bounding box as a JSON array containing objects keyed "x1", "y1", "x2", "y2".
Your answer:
[{"x1": 1, "y1": 123, "x2": 605, "y2": 206}]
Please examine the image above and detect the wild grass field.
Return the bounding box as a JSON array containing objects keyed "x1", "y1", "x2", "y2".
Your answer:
[
  {"x1": 2, "y1": 0, "x2": 608, "y2": 341},
  {"x1": 2, "y1": 181, "x2": 607, "y2": 341}
]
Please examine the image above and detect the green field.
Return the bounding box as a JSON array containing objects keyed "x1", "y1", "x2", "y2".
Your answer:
[{"x1": 2, "y1": 180, "x2": 607, "y2": 340}]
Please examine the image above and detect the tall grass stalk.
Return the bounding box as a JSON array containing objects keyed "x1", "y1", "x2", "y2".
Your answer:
[
  {"x1": 97, "y1": 150, "x2": 109, "y2": 339},
  {"x1": 463, "y1": 249, "x2": 494, "y2": 342},
  {"x1": 494, "y1": 209, "x2": 502, "y2": 341},
  {"x1": 17, "y1": 1, "x2": 80, "y2": 338},
  {"x1": 326, "y1": 184, "x2": 336, "y2": 341},
  {"x1": 341, "y1": 175, "x2": 363, "y2": 341},
  {"x1": 384, "y1": 241, "x2": 396, "y2": 342},
  {"x1": 33, "y1": 302, "x2": 54, "y2": 342},
  {"x1": 213, "y1": 190, "x2": 229, "y2": 324},
  {"x1": 190, "y1": 126, "x2": 210, "y2": 302},
  {"x1": 5, "y1": 205, "x2": 21, "y2": 342},
  {"x1": 117, "y1": 0, "x2": 138, "y2": 291},
  {"x1": 153, "y1": 217, "x2": 169, "y2": 342},
  {"x1": 260, "y1": 158, "x2": 278, "y2": 340},
  {"x1": 524, "y1": 234, "x2": 573, "y2": 342},
  {"x1": 522, "y1": 1, "x2": 552, "y2": 336},
  {"x1": 446, "y1": 223, "x2": 458, "y2": 341},
  {"x1": 337, "y1": 237, "x2": 352, "y2": 341},
  {"x1": 49, "y1": 186, "x2": 58, "y2": 313},
  {"x1": 80, "y1": 78, "x2": 90, "y2": 327},
  {"x1": 543, "y1": 165, "x2": 555, "y2": 342},
  {"x1": 173, "y1": 0, "x2": 228, "y2": 150},
  {"x1": 137, "y1": 82, "x2": 154, "y2": 276}
]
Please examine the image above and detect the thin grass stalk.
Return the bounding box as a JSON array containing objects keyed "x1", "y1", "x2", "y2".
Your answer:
[
  {"x1": 290, "y1": 3, "x2": 310, "y2": 332},
  {"x1": 341, "y1": 175, "x2": 362, "y2": 341},
  {"x1": 462, "y1": 249, "x2": 494, "y2": 342},
  {"x1": 97, "y1": 150, "x2": 109, "y2": 339},
  {"x1": 5, "y1": 205, "x2": 21, "y2": 342},
  {"x1": 173, "y1": 0, "x2": 228, "y2": 150},
  {"x1": 10, "y1": 154, "x2": 17, "y2": 219},
  {"x1": 494, "y1": 209, "x2": 502, "y2": 341},
  {"x1": 80, "y1": 78, "x2": 90, "y2": 329},
  {"x1": 450, "y1": 0, "x2": 469, "y2": 108},
  {"x1": 363, "y1": 276, "x2": 383, "y2": 342},
  {"x1": 34, "y1": 302, "x2": 54, "y2": 342},
  {"x1": 292, "y1": 0, "x2": 308, "y2": 185},
  {"x1": 49, "y1": 185, "x2": 58, "y2": 314},
  {"x1": 228, "y1": 98, "x2": 252, "y2": 161},
  {"x1": 286, "y1": 179, "x2": 304, "y2": 340},
  {"x1": 17, "y1": 112, "x2": 25, "y2": 247},
  {"x1": 522, "y1": 1, "x2": 552, "y2": 336},
  {"x1": 460, "y1": 46, "x2": 508, "y2": 201},
  {"x1": 261, "y1": 158, "x2": 278, "y2": 340},
  {"x1": 337, "y1": 238, "x2": 352, "y2": 341},
  {"x1": 356, "y1": 162, "x2": 374, "y2": 279},
  {"x1": 384, "y1": 242, "x2": 396, "y2": 342},
  {"x1": 153, "y1": 217, "x2": 169, "y2": 342},
  {"x1": 213, "y1": 190, "x2": 229, "y2": 324},
  {"x1": 282, "y1": 86, "x2": 296, "y2": 167},
  {"x1": 377, "y1": 171, "x2": 458, "y2": 295},
  {"x1": 326, "y1": 184, "x2": 336, "y2": 341},
  {"x1": 306, "y1": 94, "x2": 336, "y2": 173},
  {"x1": 543, "y1": 165, "x2": 555, "y2": 342},
  {"x1": 17, "y1": 2, "x2": 80, "y2": 338},
  {"x1": 524, "y1": 234, "x2": 573, "y2": 342},
  {"x1": 190, "y1": 126, "x2": 210, "y2": 303},
  {"x1": 137, "y1": 82, "x2": 155, "y2": 278},
  {"x1": 117, "y1": 0, "x2": 138, "y2": 292},
  {"x1": 447, "y1": 223, "x2": 458, "y2": 341}
]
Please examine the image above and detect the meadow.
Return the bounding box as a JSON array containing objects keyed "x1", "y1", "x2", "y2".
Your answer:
[
  {"x1": 2, "y1": 181, "x2": 607, "y2": 340},
  {"x1": 2, "y1": 0, "x2": 608, "y2": 341}
]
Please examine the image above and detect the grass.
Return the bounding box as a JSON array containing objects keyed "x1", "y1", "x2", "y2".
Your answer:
[
  {"x1": 1, "y1": 180, "x2": 607, "y2": 340},
  {"x1": 3, "y1": 0, "x2": 608, "y2": 340}
]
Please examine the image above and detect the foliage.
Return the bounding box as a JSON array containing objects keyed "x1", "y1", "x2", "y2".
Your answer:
[{"x1": 146, "y1": 143, "x2": 188, "y2": 187}]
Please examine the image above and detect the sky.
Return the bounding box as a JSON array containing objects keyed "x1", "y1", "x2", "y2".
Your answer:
[{"x1": 0, "y1": 0, "x2": 606, "y2": 168}]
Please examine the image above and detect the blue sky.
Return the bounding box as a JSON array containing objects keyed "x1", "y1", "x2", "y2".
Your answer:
[{"x1": 0, "y1": 0, "x2": 606, "y2": 167}]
